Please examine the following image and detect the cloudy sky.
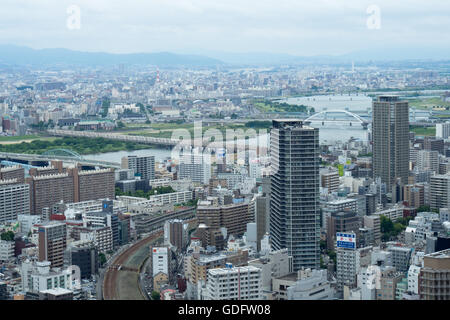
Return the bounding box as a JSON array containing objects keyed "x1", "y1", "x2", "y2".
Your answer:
[{"x1": 0, "y1": 0, "x2": 449, "y2": 56}]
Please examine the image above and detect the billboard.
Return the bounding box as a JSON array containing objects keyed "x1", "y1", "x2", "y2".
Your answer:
[{"x1": 336, "y1": 232, "x2": 356, "y2": 249}]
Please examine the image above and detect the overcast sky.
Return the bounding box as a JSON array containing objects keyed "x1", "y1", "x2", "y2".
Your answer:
[{"x1": 0, "y1": 0, "x2": 449, "y2": 56}]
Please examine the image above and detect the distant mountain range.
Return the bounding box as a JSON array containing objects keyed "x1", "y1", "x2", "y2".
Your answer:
[
  {"x1": 0, "y1": 44, "x2": 448, "y2": 68},
  {"x1": 0, "y1": 45, "x2": 224, "y2": 67},
  {"x1": 201, "y1": 48, "x2": 450, "y2": 66}
]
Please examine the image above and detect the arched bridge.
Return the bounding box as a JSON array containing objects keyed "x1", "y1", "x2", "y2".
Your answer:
[
  {"x1": 304, "y1": 109, "x2": 369, "y2": 128},
  {"x1": 42, "y1": 149, "x2": 84, "y2": 160}
]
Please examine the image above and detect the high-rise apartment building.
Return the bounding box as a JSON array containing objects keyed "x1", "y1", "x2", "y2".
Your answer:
[
  {"x1": 416, "y1": 150, "x2": 439, "y2": 173},
  {"x1": 121, "y1": 155, "x2": 155, "y2": 180},
  {"x1": 372, "y1": 96, "x2": 409, "y2": 191},
  {"x1": 430, "y1": 174, "x2": 450, "y2": 210},
  {"x1": 27, "y1": 173, "x2": 75, "y2": 215},
  {"x1": 0, "y1": 180, "x2": 30, "y2": 223},
  {"x1": 38, "y1": 221, "x2": 67, "y2": 268},
  {"x1": 0, "y1": 165, "x2": 25, "y2": 183},
  {"x1": 27, "y1": 168, "x2": 115, "y2": 215},
  {"x1": 178, "y1": 153, "x2": 211, "y2": 185},
  {"x1": 164, "y1": 219, "x2": 188, "y2": 252},
  {"x1": 436, "y1": 122, "x2": 450, "y2": 140},
  {"x1": 76, "y1": 168, "x2": 115, "y2": 202},
  {"x1": 336, "y1": 234, "x2": 360, "y2": 292},
  {"x1": 270, "y1": 119, "x2": 320, "y2": 271}
]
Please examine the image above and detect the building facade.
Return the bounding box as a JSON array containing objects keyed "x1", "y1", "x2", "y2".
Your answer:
[
  {"x1": 372, "y1": 96, "x2": 409, "y2": 191},
  {"x1": 270, "y1": 119, "x2": 320, "y2": 271}
]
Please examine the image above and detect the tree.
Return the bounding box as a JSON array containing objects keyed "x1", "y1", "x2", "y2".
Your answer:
[
  {"x1": 380, "y1": 215, "x2": 394, "y2": 234},
  {"x1": 151, "y1": 291, "x2": 160, "y2": 300},
  {"x1": 0, "y1": 231, "x2": 14, "y2": 241},
  {"x1": 328, "y1": 250, "x2": 336, "y2": 265},
  {"x1": 99, "y1": 253, "x2": 107, "y2": 266},
  {"x1": 417, "y1": 205, "x2": 430, "y2": 213}
]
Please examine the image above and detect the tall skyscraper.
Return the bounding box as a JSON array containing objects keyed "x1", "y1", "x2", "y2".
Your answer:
[
  {"x1": 372, "y1": 95, "x2": 409, "y2": 191},
  {"x1": 270, "y1": 119, "x2": 320, "y2": 271}
]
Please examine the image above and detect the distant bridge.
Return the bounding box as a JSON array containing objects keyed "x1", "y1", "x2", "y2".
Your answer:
[
  {"x1": 0, "y1": 151, "x2": 120, "y2": 169},
  {"x1": 42, "y1": 148, "x2": 84, "y2": 160},
  {"x1": 304, "y1": 109, "x2": 369, "y2": 128},
  {"x1": 47, "y1": 129, "x2": 179, "y2": 147},
  {"x1": 46, "y1": 129, "x2": 269, "y2": 155}
]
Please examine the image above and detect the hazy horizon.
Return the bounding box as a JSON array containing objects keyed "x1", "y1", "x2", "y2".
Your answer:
[{"x1": 1, "y1": 0, "x2": 449, "y2": 58}]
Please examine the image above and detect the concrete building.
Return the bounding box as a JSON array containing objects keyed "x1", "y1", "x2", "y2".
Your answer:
[
  {"x1": 407, "y1": 265, "x2": 421, "y2": 295},
  {"x1": 0, "y1": 240, "x2": 14, "y2": 261},
  {"x1": 27, "y1": 168, "x2": 115, "y2": 215},
  {"x1": 151, "y1": 246, "x2": 170, "y2": 278},
  {"x1": 184, "y1": 246, "x2": 249, "y2": 287},
  {"x1": 320, "y1": 169, "x2": 340, "y2": 193},
  {"x1": 424, "y1": 136, "x2": 444, "y2": 155},
  {"x1": 363, "y1": 215, "x2": 381, "y2": 245},
  {"x1": 148, "y1": 190, "x2": 193, "y2": 205},
  {"x1": 38, "y1": 221, "x2": 67, "y2": 268},
  {"x1": 436, "y1": 122, "x2": 450, "y2": 139},
  {"x1": 248, "y1": 248, "x2": 293, "y2": 293},
  {"x1": 27, "y1": 173, "x2": 74, "y2": 215},
  {"x1": 164, "y1": 219, "x2": 188, "y2": 251},
  {"x1": 21, "y1": 260, "x2": 73, "y2": 294},
  {"x1": 336, "y1": 245, "x2": 360, "y2": 292},
  {"x1": 286, "y1": 268, "x2": 335, "y2": 300},
  {"x1": 121, "y1": 155, "x2": 155, "y2": 180},
  {"x1": 323, "y1": 198, "x2": 358, "y2": 230},
  {"x1": 0, "y1": 181, "x2": 30, "y2": 223},
  {"x1": 64, "y1": 240, "x2": 98, "y2": 280},
  {"x1": 372, "y1": 96, "x2": 409, "y2": 191},
  {"x1": 388, "y1": 246, "x2": 413, "y2": 273},
  {"x1": 376, "y1": 267, "x2": 404, "y2": 300},
  {"x1": 373, "y1": 204, "x2": 404, "y2": 222},
  {"x1": 255, "y1": 176, "x2": 270, "y2": 251},
  {"x1": 270, "y1": 119, "x2": 320, "y2": 271},
  {"x1": 205, "y1": 265, "x2": 262, "y2": 300},
  {"x1": 39, "y1": 288, "x2": 74, "y2": 300},
  {"x1": 419, "y1": 249, "x2": 450, "y2": 300},
  {"x1": 416, "y1": 150, "x2": 439, "y2": 173},
  {"x1": 77, "y1": 168, "x2": 115, "y2": 203},
  {"x1": 326, "y1": 211, "x2": 361, "y2": 250},
  {"x1": 196, "y1": 200, "x2": 254, "y2": 239},
  {"x1": 403, "y1": 184, "x2": 425, "y2": 209},
  {"x1": 430, "y1": 174, "x2": 450, "y2": 210},
  {"x1": 79, "y1": 226, "x2": 113, "y2": 253},
  {"x1": 0, "y1": 165, "x2": 25, "y2": 183},
  {"x1": 178, "y1": 153, "x2": 211, "y2": 185}
]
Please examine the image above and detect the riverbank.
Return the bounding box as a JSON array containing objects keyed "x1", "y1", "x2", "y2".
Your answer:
[{"x1": 0, "y1": 136, "x2": 150, "y2": 155}]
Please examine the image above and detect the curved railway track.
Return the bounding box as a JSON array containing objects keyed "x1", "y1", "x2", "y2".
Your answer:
[{"x1": 103, "y1": 230, "x2": 163, "y2": 300}]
